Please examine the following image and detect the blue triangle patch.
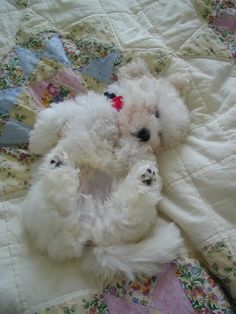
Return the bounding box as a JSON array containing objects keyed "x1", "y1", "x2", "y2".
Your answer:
[
  {"x1": 80, "y1": 52, "x2": 119, "y2": 84},
  {"x1": 0, "y1": 87, "x2": 22, "y2": 116},
  {"x1": 15, "y1": 47, "x2": 41, "y2": 79},
  {"x1": 43, "y1": 35, "x2": 70, "y2": 65},
  {"x1": 0, "y1": 119, "x2": 32, "y2": 146}
]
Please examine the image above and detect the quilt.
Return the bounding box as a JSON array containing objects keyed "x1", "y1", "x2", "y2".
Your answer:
[{"x1": 0, "y1": 0, "x2": 236, "y2": 313}]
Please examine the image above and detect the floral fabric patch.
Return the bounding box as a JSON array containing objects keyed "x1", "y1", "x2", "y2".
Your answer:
[
  {"x1": 0, "y1": 50, "x2": 26, "y2": 89},
  {"x1": 28, "y1": 69, "x2": 84, "y2": 107},
  {"x1": 34, "y1": 258, "x2": 234, "y2": 314},
  {"x1": 207, "y1": 0, "x2": 236, "y2": 59},
  {"x1": 202, "y1": 240, "x2": 236, "y2": 303},
  {"x1": 175, "y1": 256, "x2": 234, "y2": 313},
  {"x1": 178, "y1": 25, "x2": 233, "y2": 59},
  {"x1": 82, "y1": 260, "x2": 233, "y2": 313}
]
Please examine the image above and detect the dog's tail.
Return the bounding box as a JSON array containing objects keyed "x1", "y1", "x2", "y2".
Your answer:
[{"x1": 82, "y1": 223, "x2": 183, "y2": 280}]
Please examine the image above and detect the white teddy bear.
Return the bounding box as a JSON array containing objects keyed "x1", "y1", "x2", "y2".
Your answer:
[{"x1": 23, "y1": 59, "x2": 190, "y2": 279}]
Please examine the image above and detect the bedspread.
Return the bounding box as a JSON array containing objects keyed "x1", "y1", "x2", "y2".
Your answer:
[{"x1": 0, "y1": 0, "x2": 236, "y2": 313}]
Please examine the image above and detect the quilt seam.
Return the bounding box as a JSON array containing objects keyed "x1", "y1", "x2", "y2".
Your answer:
[
  {"x1": 138, "y1": 0, "x2": 204, "y2": 53},
  {"x1": 97, "y1": 0, "x2": 123, "y2": 50},
  {"x1": 28, "y1": 288, "x2": 101, "y2": 314},
  {"x1": 179, "y1": 53, "x2": 234, "y2": 63},
  {"x1": 189, "y1": 0, "x2": 211, "y2": 24},
  {"x1": 173, "y1": 150, "x2": 227, "y2": 240},
  {"x1": 104, "y1": 0, "x2": 170, "y2": 51},
  {"x1": 164, "y1": 153, "x2": 236, "y2": 192},
  {"x1": 217, "y1": 119, "x2": 236, "y2": 144}
]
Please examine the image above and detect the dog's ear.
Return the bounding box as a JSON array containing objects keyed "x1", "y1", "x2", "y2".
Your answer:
[
  {"x1": 168, "y1": 73, "x2": 190, "y2": 96},
  {"x1": 117, "y1": 58, "x2": 152, "y2": 80}
]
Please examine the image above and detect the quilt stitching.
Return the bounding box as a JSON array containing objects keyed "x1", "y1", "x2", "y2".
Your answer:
[
  {"x1": 190, "y1": 0, "x2": 212, "y2": 24},
  {"x1": 0, "y1": 201, "x2": 27, "y2": 312},
  {"x1": 176, "y1": 56, "x2": 236, "y2": 130},
  {"x1": 217, "y1": 118, "x2": 236, "y2": 145},
  {"x1": 27, "y1": 2, "x2": 56, "y2": 27},
  {"x1": 181, "y1": 54, "x2": 235, "y2": 62},
  {"x1": 172, "y1": 149, "x2": 228, "y2": 241},
  {"x1": 179, "y1": 59, "x2": 211, "y2": 115},
  {"x1": 29, "y1": 289, "x2": 101, "y2": 314},
  {"x1": 101, "y1": 0, "x2": 170, "y2": 50},
  {"x1": 176, "y1": 24, "x2": 206, "y2": 53},
  {"x1": 141, "y1": 0, "x2": 204, "y2": 52},
  {"x1": 164, "y1": 153, "x2": 236, "y2": 192}
]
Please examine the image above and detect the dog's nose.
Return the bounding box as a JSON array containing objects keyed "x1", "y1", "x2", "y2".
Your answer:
[{"x1": 137, "y1": 128, "x2": 150, "y2": 142}]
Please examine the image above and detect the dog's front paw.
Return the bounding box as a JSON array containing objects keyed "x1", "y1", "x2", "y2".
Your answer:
[{"x1": 141, "y1": 166, "x2": 157, "y2": 186}]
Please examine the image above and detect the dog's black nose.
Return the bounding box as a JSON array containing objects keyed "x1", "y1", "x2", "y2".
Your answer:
[{"x1": 137, "y1": 128, "x2": 150, "y2": 142}]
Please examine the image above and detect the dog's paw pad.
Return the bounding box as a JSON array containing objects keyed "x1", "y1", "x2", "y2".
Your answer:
[
  {"x1": 49, "y1": 152, "x2": 69, "y2": 168},
  {"x1": 141, "y1": 167, "x2": 156, "y2": 186},
  {"x1": 50, "y1": 159, "x2": 64, "y2": 167},
  {"x1": 146, "y1": 168, "x2": 155, "y2": 175},
  {"x1": 142, "y1": 178, "x2": 152, "y2": 186}
]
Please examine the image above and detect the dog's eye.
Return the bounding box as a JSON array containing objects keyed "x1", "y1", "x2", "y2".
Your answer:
[{"x1": 155, "y1": 110, "x2": 159, "y2": 118}]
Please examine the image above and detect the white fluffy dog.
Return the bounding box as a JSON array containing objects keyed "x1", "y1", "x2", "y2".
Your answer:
[{"x1": 23, "y1": 59, "x2": 190, "y2": 279}]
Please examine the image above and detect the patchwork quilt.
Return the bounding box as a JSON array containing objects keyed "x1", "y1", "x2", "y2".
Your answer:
[{"x1": 1, "y1": 0, "x2": 236, "y2": 313}]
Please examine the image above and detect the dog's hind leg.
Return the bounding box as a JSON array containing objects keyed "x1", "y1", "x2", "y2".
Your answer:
[
  {"x1": 23, "y1": 149, "x2": 83, "y2": 260},
  {"x1": 101, "y1": 161, "x2": 162, "y2": 244},
  {"x1": 85, "y1": 162, "x2": 179, "y2": 279},
  {"x1": 113, "y1": 160, "x2": 162, "y2": 209}
]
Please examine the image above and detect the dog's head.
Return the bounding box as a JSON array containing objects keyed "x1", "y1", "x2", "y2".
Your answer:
[{"x1": 108, "y1": 59, "x2": 190, "y2": 153}]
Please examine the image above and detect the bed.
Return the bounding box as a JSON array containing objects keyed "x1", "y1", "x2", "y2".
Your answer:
[{"x1": 0, "y1": 0, "x2": 236, "y2": 313}]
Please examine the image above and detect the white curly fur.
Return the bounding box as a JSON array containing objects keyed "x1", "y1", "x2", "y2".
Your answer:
[{"x1": 23, "y1": 59, "x2": 190, "y2": 279}]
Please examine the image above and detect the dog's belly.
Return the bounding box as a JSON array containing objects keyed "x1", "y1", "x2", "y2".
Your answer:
[{"x1": 79, "y1": 167, "x2": 112, "y2": 202}]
